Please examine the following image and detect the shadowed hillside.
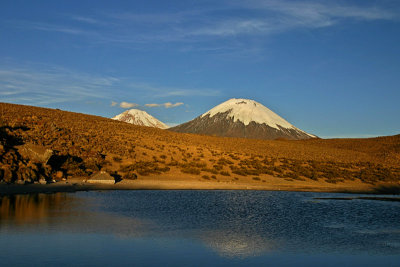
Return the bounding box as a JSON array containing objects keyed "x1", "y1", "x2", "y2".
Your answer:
[{"x1": 0, "y1": 102, "x2": 399, "y2": 186}]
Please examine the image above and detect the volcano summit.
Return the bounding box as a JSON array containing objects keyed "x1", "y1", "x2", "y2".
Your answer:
[
  {"x1": 170, "y1": 98, "x2": 316, "y2": 140},
  {"x1": 112, "y1": 109, "x2": 168, "y2": 129}
]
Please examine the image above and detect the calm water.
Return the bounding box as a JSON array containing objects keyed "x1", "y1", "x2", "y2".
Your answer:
[{"x1": 0, "y1": 190, "x2": 399, "y2": 266}]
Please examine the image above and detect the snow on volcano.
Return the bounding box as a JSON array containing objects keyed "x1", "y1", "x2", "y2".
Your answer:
[
  {"x1": 112, "y1": 109, "x2": 168, "y2": 129},
  {"x1": 170, "y1": 98, "x2": 316, "y2": 140}
]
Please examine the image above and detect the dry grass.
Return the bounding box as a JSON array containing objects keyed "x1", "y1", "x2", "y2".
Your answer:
[{"x1": 1, "y1": 102, "x2": 399, "y2": 186}]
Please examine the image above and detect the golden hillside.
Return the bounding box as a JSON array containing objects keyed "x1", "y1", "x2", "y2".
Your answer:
[{"x1": 1, "y1": 102, "x2": 399, "y2": 186}]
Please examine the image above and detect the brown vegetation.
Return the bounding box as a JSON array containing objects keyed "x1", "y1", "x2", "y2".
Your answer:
[{"x1": 0, "y1": 102, "x2": 399, "y2": 187}]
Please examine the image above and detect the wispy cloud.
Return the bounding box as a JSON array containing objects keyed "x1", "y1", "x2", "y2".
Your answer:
[
  {"x1": 191, "y1": 19, "x2": 271, "y2": 37},
  {"x1": 191, "y1": 1, "x2": 396, "y2": 37},
  {"x1": 144, "y1": 104, "x2": 160, "y2": 108},
  {"x1": 119, "y1": 101, "x2": 138, "y2": 108},
  {"x1": 156, "y1": 89, "x2": 220, "y2": 97},
  {"x1": 145, "y1": 102, "x2": 184, "y2": 108},
  {"x1": 165, "y1": 102, "x2": 184, "y2": 108},
  {"x1": 0, "y1": 65, "x2": 119, "y2": 105},
  {"x1": 23, "y1": 22, "x2": 91, "y2": 35},
  {"x1": 10, "y1": 0, "x2": 396, "y2": 48},
  {"x1": 0, "y1": 62, "x2": 218, "y2": 106},
  {"x1": 127, "y1": 82, "x2": 220, "y2": 97},
  {"x1": 71, "y1": 16, "x2": 100, "y2": 25},
  {"x1": 253, "y1": 0, "x2": 395, "y2": 21}
]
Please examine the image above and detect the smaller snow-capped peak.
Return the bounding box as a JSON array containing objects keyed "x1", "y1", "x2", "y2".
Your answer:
[
  {"x1": 112, "y1": 109, "x2": 168, "y2": 129},
  {"x1": 202, "y1": 98, "x2": 294, "y2": 129}
]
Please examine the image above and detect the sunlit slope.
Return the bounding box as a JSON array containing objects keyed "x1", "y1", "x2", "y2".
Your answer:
[{"x1": 1, "y1": 102, "x2": 399, "y2": 185}]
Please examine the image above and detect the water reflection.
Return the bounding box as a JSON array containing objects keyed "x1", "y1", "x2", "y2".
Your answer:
[
  {"x1": 0, "y1": 193, "x2": 72, "y2": 225},
  {"x1": 0, "y1": 193, "x2": 151, "y2": 237},
  {"x1": 1, "y1": 191, "x2": 400, "y2": 263},
  {"x1": 93, "y1": 190, "x2": 400, "y2": 256},
  {"x1": 200, "y1": 230, "x2": 275, "y2": 258}
]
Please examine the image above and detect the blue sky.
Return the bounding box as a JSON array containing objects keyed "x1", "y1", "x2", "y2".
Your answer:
[{"x1": 1, "y1": 0, "x2": 399, "y2": 138}]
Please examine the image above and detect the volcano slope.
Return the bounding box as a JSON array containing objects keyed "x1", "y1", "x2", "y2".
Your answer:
[
  {"x1": 170, "y1": 98, "x2": 316, "y2": 140},
  {"x1": 1, "y1": 102, "x2": 399, "y2": 193}
]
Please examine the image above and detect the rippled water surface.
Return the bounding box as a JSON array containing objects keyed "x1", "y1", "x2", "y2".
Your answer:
[{"x1": 1, "y1": 190, "x2": 399, "y2": 266}]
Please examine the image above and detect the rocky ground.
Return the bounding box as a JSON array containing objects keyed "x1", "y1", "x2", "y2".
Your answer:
[{"x1": 0, "y1": 102, "x2": 399, "y2": 190}]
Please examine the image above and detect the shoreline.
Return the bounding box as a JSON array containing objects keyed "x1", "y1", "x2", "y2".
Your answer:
[{"x1": 1, "y1": 178, "x2": 399, "y2": 196}]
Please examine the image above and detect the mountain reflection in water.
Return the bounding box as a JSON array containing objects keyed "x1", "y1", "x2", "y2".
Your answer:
[
  {"x1": 0, "y1": 193, "x2": 150, "y2": 237},
  {"x1": 0, "y1": 193, "x2": 71, "y2": 224},
  {"x1": 0, "y1": 191, "x2": 399, "y2": 266}
]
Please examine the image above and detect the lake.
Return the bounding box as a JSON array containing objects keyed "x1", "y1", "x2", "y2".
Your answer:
[{"x1": 1, "y1": 190, "x2": 399, "y2": 266}]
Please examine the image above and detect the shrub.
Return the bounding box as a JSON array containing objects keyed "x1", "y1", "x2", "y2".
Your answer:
[
  {"x1": 264, "y1": 169, "x2": 273, "y2": 175},
  {"x1": 112, "y1": 156, "x2": 122, "y2": 162},
  {"x1": 181, "y1": 167, "x2": 201, "y2": 175},
  {"x1": 309, "y1": 172, "x2": 319, "y2": 181},
  {"x1": 213, "y1": 164, "x2": 223, "y2": 171},
  {"x1": 123, "y1": 171, "x2": 137, "y2": 180},
  {"x1": 120, "y1": 161, "x2": 169, "y2": 176},
  {"x1": 180, "y1": 161, "x2": 207, "y2": 169},
  {"x1": 201, "y1": 168, "x2": 219, "y2": 174},
  {"x1": 273, "y1": 167, "x2": 283, "y2": 174},
  {"x1": 102, "y1": 160, "x2": 112, "y2": 166},
  {"x1": 231, "y1": 168, "x2": 248, "y2": 176},
  {"x1": 325, "y1": 179, "x2": 337, "y2": 184},
  {"x1": 228, "y1": 154, "x2": 240, "y2": 160},
  {"x1": 167, "y1": 160, "x2": 179, "y2": 166},
  {"x1": 217, "y1": 158, "x2": 233, "y2": 165},
  {"x1": 231, "y1": 166, "x2": 261, "y2": 176}
]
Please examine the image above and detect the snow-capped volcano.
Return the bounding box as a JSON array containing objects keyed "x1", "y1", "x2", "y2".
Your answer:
[
  {"x1": 170, "y1": 98, "x2": 316, "y2": 140},
  {"x1": 112, "y1": 109, "x2": 168, "y2": 129}
]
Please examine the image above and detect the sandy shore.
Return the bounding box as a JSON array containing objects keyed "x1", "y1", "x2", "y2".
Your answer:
[{"x1": 1, "y1": 175, "x2": 399, "y2": 195}]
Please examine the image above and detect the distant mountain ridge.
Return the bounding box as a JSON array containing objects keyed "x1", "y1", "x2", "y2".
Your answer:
[
  {"x1": 112, "y1": 109, "x2": 168, "y2": 129},
  {"x1": 170, "y1": 98, "x2": 316, "y2": 140}
]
